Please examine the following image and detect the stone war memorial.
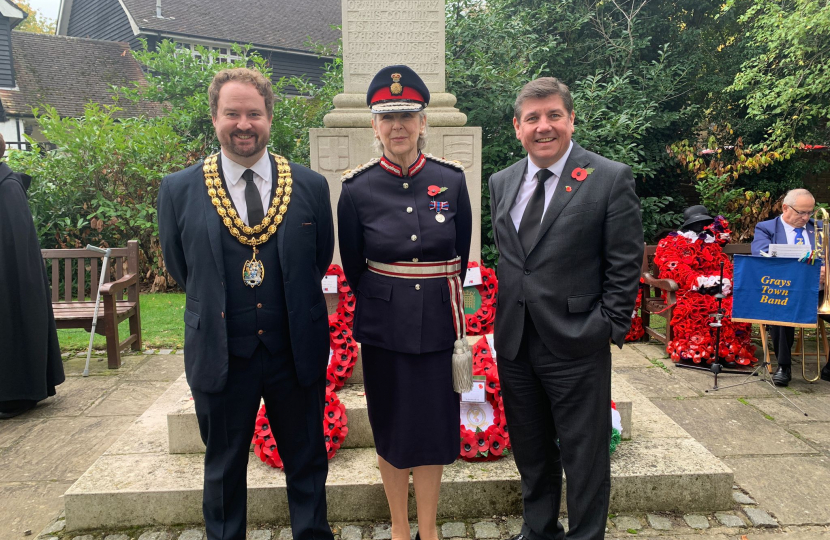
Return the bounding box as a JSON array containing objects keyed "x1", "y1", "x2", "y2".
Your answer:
[{"x1": 59, "y1": 0, "x2": 735, "y2": 533}]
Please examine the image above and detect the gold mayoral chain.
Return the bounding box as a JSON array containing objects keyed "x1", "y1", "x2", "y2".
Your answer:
[{"x1": 202, "y1": 152, "x2": 293, "y2": 288}]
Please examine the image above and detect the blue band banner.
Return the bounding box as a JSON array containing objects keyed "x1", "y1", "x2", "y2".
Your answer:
[{"x1": 732, "y1": 255, "x2": 820, "y2": 326}]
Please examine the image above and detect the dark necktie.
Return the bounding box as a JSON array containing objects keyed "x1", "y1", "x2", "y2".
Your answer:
[
  {"x1": 794, "y1": 227, "x2": 805, "y2": 245},
  {"x1": 518, "y1": 168, "x2": 554, "y2": 254},
  {"x1": 243, "y1": 168, "x2": 265, "y2": 225}
]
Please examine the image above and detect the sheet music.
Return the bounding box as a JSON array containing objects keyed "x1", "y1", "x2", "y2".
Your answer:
[{"x1": 767, "y1": 244, "x2": 811, "y2": 258}]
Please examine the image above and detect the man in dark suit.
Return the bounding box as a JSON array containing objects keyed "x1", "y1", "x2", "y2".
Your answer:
[
  {"x1": 489, "y1": 78, "x2": 643, "y2": 540},
  {"x1": 751, "y1": 188, "x2": 830, "y2": 385},
  {"x1": 157, "y1": 68, "x2": 335, "y2": 540}
]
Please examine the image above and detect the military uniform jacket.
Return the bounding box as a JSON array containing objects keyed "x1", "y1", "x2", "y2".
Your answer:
[{"x1": 338, "y1": 154, "x2": 472, "y2": 354}]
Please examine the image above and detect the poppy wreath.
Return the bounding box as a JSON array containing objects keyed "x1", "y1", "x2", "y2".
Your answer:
[
  {"x1": 459, "y1": 337, "x2": 510, "y2": 461},
  {"x1": 252, "y1": 387, "x2": 349, "y2": 469},
  {"x1": 465, "y1": 262, "x2": 499, "y2": 335},
  {"x1": 655, "y1": 217, "x2": 756, "y2": 366},
  {"x1": 625, "y1": 291, "x2": 645, "y2": 342},
  {"x1": 324, "y1": 264, "x2": 359, "y2": 391},
  {"x1": 252, "y1": 264, "x2": 356, "y2": 469}
]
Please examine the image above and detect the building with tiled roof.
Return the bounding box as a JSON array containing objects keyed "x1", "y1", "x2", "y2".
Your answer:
[
  {"x1": 56, "y1": 0, "x2": 340, "y2": 88},
  {"x1": 0, "y1": 0, "x2": 161, "y2": 150}
]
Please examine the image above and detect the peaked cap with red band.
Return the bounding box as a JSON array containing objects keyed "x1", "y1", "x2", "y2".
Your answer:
[{"x1": 367, "y1": 65, "x2": 430, "y2": 113}]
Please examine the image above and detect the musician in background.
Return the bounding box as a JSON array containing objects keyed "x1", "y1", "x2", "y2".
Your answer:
[{"x1": 751, "y1": 188, "x2": 830, "y2": 385}]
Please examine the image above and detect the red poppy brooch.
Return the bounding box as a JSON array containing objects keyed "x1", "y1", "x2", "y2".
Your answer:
[{"x1": 571, "y1": 167, "x2": 594, "y2": 181}]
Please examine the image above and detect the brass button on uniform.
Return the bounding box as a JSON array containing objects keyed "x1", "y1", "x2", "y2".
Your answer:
[
  {"x1": 258, "y1": 329, "x2": 264, "y2": 335},
  {"x1": 257, "y1": 303, "x2": 263, "y2": 309},
  {"x1": 403, "y1": 182, "x2": 409, "y2": 189},
  {"x1": 406, "y1": 207, "x2": 413, "y2": 213},
  {"x1": 415, "y1": 284, "x2": 421, "y2": 290},
  {"x1": 411, "y1": 234, "x2": 417, "y2": 241}
]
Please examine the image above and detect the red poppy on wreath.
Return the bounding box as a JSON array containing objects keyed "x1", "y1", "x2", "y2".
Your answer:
[
  {"x1": 465, "y1": 262, "x2": 499, "y2": 335},
  {"x1": 460, "y1": 430, "x2": 478, "y2": 458},
  {"x1": 571, "y1": 167, "x2": 593, "y2": 181},
  {"x1": 488, "y1": 432, "x2": 507, "y2": 456}
]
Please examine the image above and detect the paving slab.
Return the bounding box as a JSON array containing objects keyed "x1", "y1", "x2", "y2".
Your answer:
[
  {"x1": 125, "y1": 355, "x2": 185, "y2": 382},
  {"x1": 505, "y1": 518, "x2": 522, "y2": 536},
  {"x1": 733, "y1": 491, "x2": 756, "y2": 504},
  {"x1": 627, "y1": 343, "x2": 670, "y2": 360},
  {"x1": 85, "y1": 381, "x2": 173, "y2": 417},
  {"x1": 646, "y1": 514, "x2": 672, "y2": 530},
  {"x1": 178, "y1": 530, "x2": 204, "y2": 540},
  {"x1": 714, "y1": 512, "x2": 745, "y2": 527},
  {"x1": 442, "y1": 522, "x2": 467, "y2": 538},
  {"x1": 341, "y1": 525, "x2": 363, "y2": 540},
  {"x1": 104, "y1": 535, "x2": 130, "y2": 540},
  {"x1": 613, "y1": 366, "x2": 700, "y2": 399},
  {"x1": 472, "y1": 521, "x2": 500, "y2": 538},
  {"x1": 0, "y1": 418, "x2": 41, "y2": 448},
  {"x1": 746, "y1": 395, "x2": 830, "y2": 424},
  {"x1": 612, "y1": 516, "x2": 641, "y2": 531},
  {"x1": 790, "y1": 422, "x2": 830, "y2": 452},
  {"x1": 372, "y1": 524, "x2": 391, "y2": 540},
  {"x1": 247, "y1": 530, "x2": 271, "y2": 540},
  {"x1": 61, "y1": 354, "x2": 143, "y2": 377},
  {"x1": 23, "y1": 377, "x2": 119, "y2": 418},
  {"x1": 744, "y1": 528, "x2": 830, "y2": 539},
  {"x1": 654, "y1": 398, "x2": 816, "y2": 457},
  {"x1": 726, "y1": 455, "x2": 830, "y2": 525},
  {"x1": 0, "y1": 481, "x2": 73, "y2": 540},
  {"x1": 744, "y1": 507, "x2": 779, "y2": 527},
  {"x1": 278, "y1": 528, "x2": 292, "y2": 540},
  {"x1": 137, "y1": 532, "x2": 173, "y2": 540},
  {"x1": 610, "y1": 346, "x2": 655, "y2": 368},
  {"x1": 671, "y1": 368, "x2": 782, "y2": 398},
  {"x1": 683, "y1": 514, "x2": 709, "y2": 529},
  {"x1": 0, "y1": 416, "x2": 133, "y2": 482}
]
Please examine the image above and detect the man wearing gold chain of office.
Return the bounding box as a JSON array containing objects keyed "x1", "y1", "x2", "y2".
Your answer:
[{"x1": 158, "y1": 68, "x2": 335, "y2": 540}]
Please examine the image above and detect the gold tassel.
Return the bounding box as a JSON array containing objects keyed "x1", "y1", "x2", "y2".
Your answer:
[{"x1": 452, "y1": 339, "x2": 473, "y2": 393}]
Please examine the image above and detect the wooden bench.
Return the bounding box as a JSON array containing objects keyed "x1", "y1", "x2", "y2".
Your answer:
[
  {"x1": 640, "y1": 242, "x2": 751, "y2": 345},
  {"x1": 42, "y1": 240, "x2": 142, "y2": 368}
]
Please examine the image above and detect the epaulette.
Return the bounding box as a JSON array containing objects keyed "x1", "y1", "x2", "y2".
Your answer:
[
  {"x1": 341, "y1": 158, "x2": 380, "y2": 182},
  {"x1": 424, "y1": 153, "x2": 465, "y2": 171}
]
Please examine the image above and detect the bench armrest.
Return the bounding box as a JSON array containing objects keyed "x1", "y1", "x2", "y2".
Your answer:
[
  {"x1": 642, "y1": 272, "x2": 679, "y2": 293},
  {"x1": 99, "y1": 273, "x2": 138, "y2": 296}
]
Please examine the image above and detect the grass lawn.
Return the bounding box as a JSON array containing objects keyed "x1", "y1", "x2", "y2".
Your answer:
[{"x1": 57, "y1": 293, "x2": 186, "y2": 352}]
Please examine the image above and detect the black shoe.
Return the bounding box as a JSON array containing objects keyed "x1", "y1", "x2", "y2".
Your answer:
[
  {"x1": 773, "y1": 365, "x2": 792, "y2": 387},
  {"x1": 821, "y1": 363, "x2": 830, "y2": 382},
  {"x1": 0, "y1": 400, "x2": 36, "y2": 419},
  {"x1": 505, "y1": 535, "x2": 528, "y2": 540}
]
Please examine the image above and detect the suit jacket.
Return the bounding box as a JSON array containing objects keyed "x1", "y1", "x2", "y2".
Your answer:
[
  {"x1": 157, "y1": 155, "x2": 334, "y2": 393},
  {"x1": 488, "y1": 142, "x2": 644, "y2": 361},
  {"x1": 751, "y1": 216, "x2": 816, "y2": 255}
]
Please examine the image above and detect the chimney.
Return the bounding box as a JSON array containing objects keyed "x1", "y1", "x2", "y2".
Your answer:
[{"x1": 156, "y1": 0, "x2": 162, "y2": 18}]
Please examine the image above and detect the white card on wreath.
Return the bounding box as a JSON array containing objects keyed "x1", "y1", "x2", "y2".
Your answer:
[
  {"x1": 461, "y1": 375, "x2": 486, "y2": 403},
  {"x1": 460, "y1": 400, "x2": 494, "y2": 432},
  {"x1": 328, "y1": 348, "x2": 334, "y2": 365},
  {"x1": 463, "y1": 266, "x2": 483, "y2": 287},
  {"x1": 485, "y1": 334, "x2": 496, "y2": 359},
  {"x1": 321, "y1": 275, "x2": 338, "y2": 293}
]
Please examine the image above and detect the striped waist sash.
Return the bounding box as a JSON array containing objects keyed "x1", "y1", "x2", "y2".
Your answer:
[{"x1": 366, "y1": 257, "x2": 466, "y2": 341}]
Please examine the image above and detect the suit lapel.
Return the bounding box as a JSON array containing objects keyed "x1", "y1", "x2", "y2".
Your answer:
[
  {"x1": 528, "y1": 142, "x2": 591, "y2": 254},
  {"x1": 204, "y1": 155, "x2": 226, "y2": 281},
  {"x1": 501, "y1": 158, "x2": 527, "y2": 256}
]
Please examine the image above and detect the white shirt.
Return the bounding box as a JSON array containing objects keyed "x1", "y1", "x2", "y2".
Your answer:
[
  {"x1": 780, "y1": 217, "x2": 812, "y2": 250},
  {"x1": 221, "y1": 149, "x2": 272, "y2": 226},
  {"x1": 510, "y1": 141, "x2": 574, "y2": 232}
]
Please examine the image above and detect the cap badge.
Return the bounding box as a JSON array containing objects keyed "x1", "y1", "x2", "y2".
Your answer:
[{"x1": 390, "y1": 73, "x2": 403, "y2": 95}]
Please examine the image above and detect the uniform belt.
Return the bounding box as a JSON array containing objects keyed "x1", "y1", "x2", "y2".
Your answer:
[
  {"x1": 366, "y1": 257, "x2": 461, "y2": 279},
  {"x1": 366, "y1": 257, "x2": 466, "y2": 342}
]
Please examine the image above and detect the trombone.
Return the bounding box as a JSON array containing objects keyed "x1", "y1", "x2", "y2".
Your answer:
[{"x1": 796, "y1": 207, "x2": 830, "y2": 382}]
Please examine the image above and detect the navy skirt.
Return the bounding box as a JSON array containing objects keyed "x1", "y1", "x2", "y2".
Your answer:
[{"x1": 362, "y1": 344, "x2": 460, "y2": 469}]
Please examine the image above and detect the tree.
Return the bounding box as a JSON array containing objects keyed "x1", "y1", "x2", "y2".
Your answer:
[
  {"x1": 13, "y1": 0, "x2": 56, "y2": 34},
  {"x1": 725, "y1": 0, "x2": 830, "y2": 147}
]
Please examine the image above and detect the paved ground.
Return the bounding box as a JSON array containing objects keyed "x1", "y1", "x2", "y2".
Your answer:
[{"x1": 3, "y1": 341, "x2": 830, "y2": 540}]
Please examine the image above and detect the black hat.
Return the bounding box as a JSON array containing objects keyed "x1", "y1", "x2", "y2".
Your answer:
[
  {"x1": 366, "y1": 65, "x2": 430, "y2": 113},
  {"x1": 681, "y1": 205, "x2": 714, "y2": 230}
]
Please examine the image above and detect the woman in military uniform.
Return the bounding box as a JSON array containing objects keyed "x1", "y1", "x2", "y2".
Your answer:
[{"x1": 337, "y1": 65, "x2": 472, "y2": 540}]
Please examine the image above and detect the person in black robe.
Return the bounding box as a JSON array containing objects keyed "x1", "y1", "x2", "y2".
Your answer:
[{"x1": 0, "y1": 135, "x2": 64, "y2": 419}]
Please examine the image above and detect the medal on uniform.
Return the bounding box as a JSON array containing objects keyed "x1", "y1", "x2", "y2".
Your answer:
[
  {"x1": 243, "y1": 248, "x2": 264, "y2": 287},
  {"x1": 427, "y1": 185, "x2": 449, "y2": 223}
]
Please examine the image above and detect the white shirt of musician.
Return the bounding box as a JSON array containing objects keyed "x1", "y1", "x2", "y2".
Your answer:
[
  {"x1": 780, "y1": 217, "x2": 812, "y2": 250},
  {"x1": 220, "y1": 149, "x2": 273, "y2": 226},
  {"x1": 510, "y1": 141, "x2": 574, "y2": 232}
]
